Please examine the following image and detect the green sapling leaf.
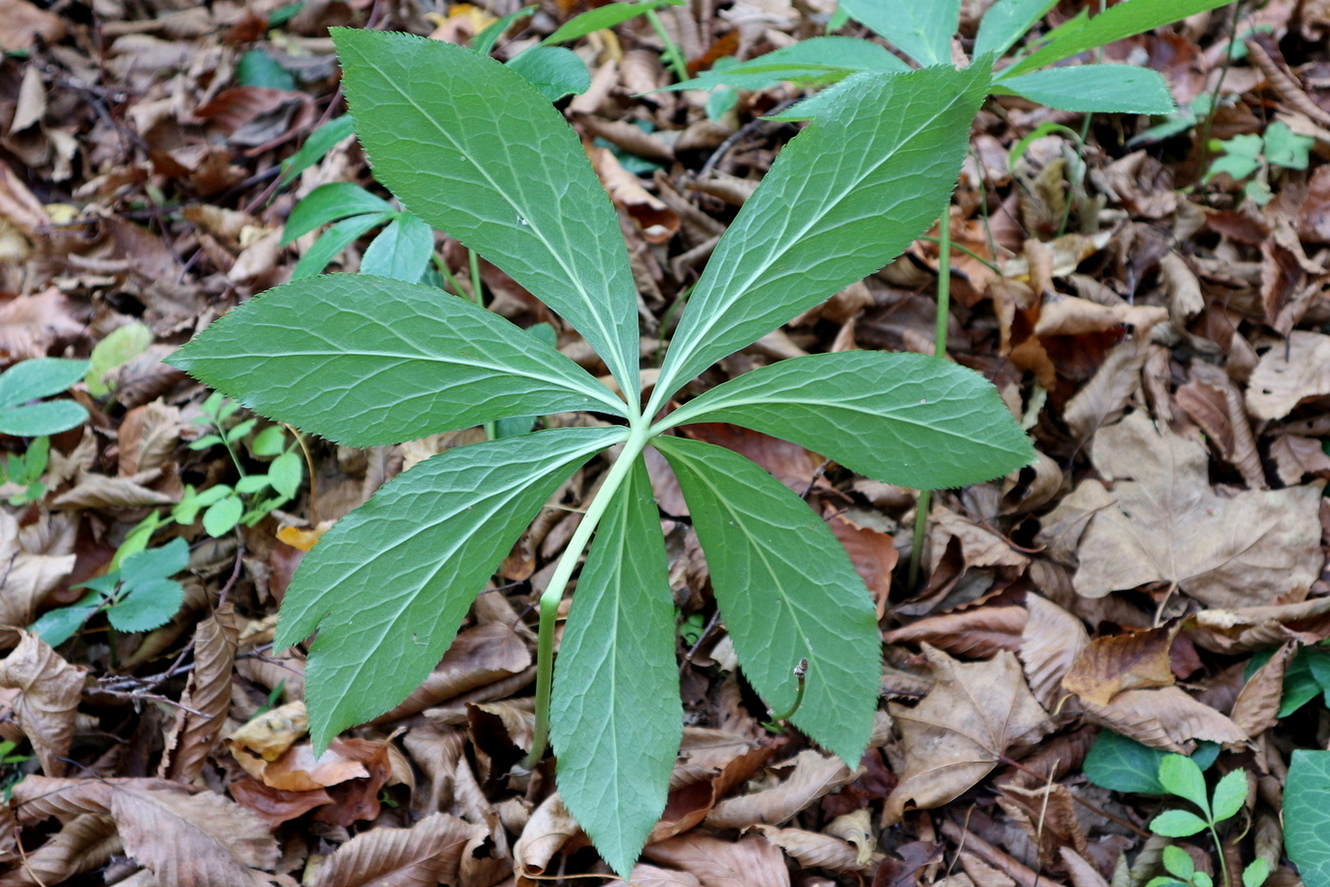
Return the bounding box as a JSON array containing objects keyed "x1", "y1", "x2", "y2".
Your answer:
[
  {"x1": 269, "y1": 450, "x2": 303, "y2": 499},
  {"x1": 542, "y1": 0, "x2": 683, "y2": 46},
  {"x1": 275, "y1": 426, "x2": 625, "y2": 750},
  {"x1": 0, "y1": 358, "x2": 92, "y2": 437},
  {"x1": 659, "y1": 351, "x2": 1033, "y2": 490},
  {"x1": 282, "y1": 182, "x2": 394, "y2": 245},
  {"x1": 279, "y1": 115, "x2": 356, "y2": 189},
  {"x1": 506, "y1": 46, "x2": 591, "y2": 102},
  {"x1": 293, "y1": 213, "x2": 394, "y2": 278},
  {"x1": 1159, "y1": 754, "x2": 1211, "y2": 816},
  {"x1": 839, "y1": 0, "x2": 960, "y2": 66},
  {"x1": 203, "y1": 495, "x2": 244, "y2": 536},
  {"x1": 974, "y1": 0, "x2": 1059, "y2": 59},
  {"x1": 359, "y1": 211, "x2": 434, "y2": 281},
  {"x1": 995, "y1": 65, "x2": 1175, "y2": 114},
  {"x1": 251, "y1": 425, "x2": 287, "y2": 457},
  {"x1": 1162, "y1": 845, "x2": 1195, "y2": 881},
  {"x1": 551, "y1": 456, "x2": 681, "y2": 877},
  {"x1": 333, "y1": 28, "x2": 641, "y2": 398},
  {"x1": 1210, "y1": 768, "x2": 1248, "y2": 823},
  {"x1": 108, "y1": 577, "x2": 186, "y2": 633},
  {"x1": 31, "y1": 598, "x2": 100, "y2": 647},
  {"x1": 86, "y1": 322, "x2": 152, "y2": 396},
  {"x1": 651, "y1": 63, "x2": 989, "y2": 405},
  {"x1": 662, "y1": 37, "x2": 907, "y2": 93},
  {"x1": 1242, "y1": 858, "x2": 1269, "y2": 887},
  {"x1": 167, "y1": 275, "x2": 627, "y2": 447},
  {"x1": 0, "y1": 401, "x2": 89, "y2": 438},
  {"x1": 1150, "y1": 809, "x2": 1210, "y2": 838},
  {"x1": 656, "y1": 436, "x2": 880, "y2": 764},
  {"x1": 120, "y1": 538, "x2": 189, "y2": 584}
]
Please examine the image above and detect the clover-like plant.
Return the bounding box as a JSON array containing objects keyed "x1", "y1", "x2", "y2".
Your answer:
[{"x1": 169, "y1": 29, "x2": 1033, "y2": 874}]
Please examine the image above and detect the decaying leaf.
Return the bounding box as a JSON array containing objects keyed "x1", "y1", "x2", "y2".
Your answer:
[
  {"x1": 1061, "y1": 623, "x2": 1180, "y2": 707},
  {"x1": 1247, "y1": 331, "x2": 1330, "y2": 419},
  {"x1": 704, "y1": 749, "x2": 856, "y2": 830},
  {"x1": 0, "y1": 631, "x2": 85, "y2": 776},
  {"x1": 310, "y1": 812, "x2": 484, "y2": 887},
  {"x1": 884, "y1": 646, "x2": 1053, "y2": 823},
  {"x1": 644, "y1": 834, "x2": 792, "y2": 887}
]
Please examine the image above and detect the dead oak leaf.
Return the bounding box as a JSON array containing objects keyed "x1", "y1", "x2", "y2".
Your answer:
[
  {"x1": 1065, "y1": 412, "x2": 1323, "y2": 608},
  {"x1": 884, "y1": 646, "x2": 1052, "y2": 824}
]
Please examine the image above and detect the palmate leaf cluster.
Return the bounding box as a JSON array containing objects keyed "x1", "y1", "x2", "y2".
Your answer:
[{"x1": 168, "y1": 28, "x2": 1035, "y2": 874}]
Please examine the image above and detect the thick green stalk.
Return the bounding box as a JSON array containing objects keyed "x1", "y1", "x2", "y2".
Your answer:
[
  {"x1": 907, "y1": 207, "x2": 953, "y2": 589},
  {"x1": 524, "y1": 423, "x2": 654, "y2": 768}
]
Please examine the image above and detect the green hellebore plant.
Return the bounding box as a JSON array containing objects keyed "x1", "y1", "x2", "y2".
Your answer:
[{"x1": 168, "y1": 28, "x2": 1033, "y2": 875}]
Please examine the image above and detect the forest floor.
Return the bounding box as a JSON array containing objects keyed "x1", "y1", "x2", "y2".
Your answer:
[{"x1": 4, "y1": 0, "x2": 1330, "y2": 885}]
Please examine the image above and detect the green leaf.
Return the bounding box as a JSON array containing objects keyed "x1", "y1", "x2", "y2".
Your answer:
[
  {"x1": 1144, "y1": 879, "x2": 1190, "y2": 887},
  {"x1": 279, "y1": 116, "x2": 356, "y2": 189},
  {"x1": 652, "y1": 63, "x2": 988, "y2": 405},
  {"x1": 276, "y1": 426, "x2": 624, "y2": 750},
  {"x1": 269, "y1": 450, "x2": 303, "y2": 499},
  {"x1": 1003, "y1": 0, "x2": 1237, "y2": 78},
  {"x1": 120, "y1": 538, "x2": 189, "y2": 584},
  {"x1": 662, "y1": 37, "x2": 908, "y2": 92},
  {"x1": 839, "y1": 0, "x2": 961, "y2": 66},
  {"x1": 1286, "y1": 750, "x2": 1330, "y2": 887},
  {"x1": 203, "y1": 495, "x2": 244, "y2": 536},
  {"x1": 107, "y1": 577, "x2": 185, "y2": 632},
  {"x1": 996, "y1": 65, "x2": 1175, "y2": 114},
  {"x1": 975, "y1": 0, "x2": 1059, "y2": 59},
  {"x1": 334, "y1": 28, "x2": 640, "y2": 397},
  {"x1": 1083, "y1": 730, "x2": 1218, "y2": 795},
  {"x1": 543, "y1": 0, "x2": 683, "y2": 45},
  {"x1": 31, "y1": 601, "x2": 100, "y2": 647},
  {"x1": 1243, "y1": 858, "x2": 1270, "y2": 887},
  {"x1": 1207, "y1": 134, "x2": 1263, "y2": 182},
  {"x1": 655, "y1": 435, "x2": 879, "y2": 764},
  {"x1": 169, "y1": 275, "x2": 626, "y2": 447},
  {"x1": 1210, "y1": 768, "x2": 1248, "y2": 823},
  {"x1": 1162, "y1": 845, "x2": 1194, "y2": 880},
  {"x1": 237, "y1": 49, "x2": 296, "y2": 90},
  {"x1": 660, "y1": 351, "x2": 1032, "y2": 490},
  {"x1": 1264, "y1": 121, "x2": 1314, "y2": 171},
  {"x1": 1159, "y1": 754, "x2": 1211, "y2": 816},
  {"x1": 551, "y1": 456, "x2": 681, "y2": 877},
  {"x1": 506, "y1": 46, "x2": 591, "y2": 102},
  {"x1": 1150, "y1": 809, "x2": 1209, "y2": 838},
  {"x1": 0, "y1": 358, "x2": 92, "y2": 409},
  {"x1": 471, "y1": 5, "x2": 537, "y2": 56},
  {"x1": 174, "y1": 484, "x2": 231, "y2": 525},
  {"x1": 251, "y1": 425, "x2": 287, "y2": 457},
  {"x1": 86, "y1": 322, "x2": 152, "y2": 396},
  {"x1": 282, "y1": 183, "x2": 394, "y2": 245},
  {"x1": 235, "y1": 474, "x2": 274, "y2": 495},
  {"x1": 293, "y1": 213, "x2": 394, "y2": 278},
  {"x1": 359, "y1": 211, "x2": 434, "y2": 281},
  {"x1": 0, "y1": 401, "x2": 89, "y2": 437}
]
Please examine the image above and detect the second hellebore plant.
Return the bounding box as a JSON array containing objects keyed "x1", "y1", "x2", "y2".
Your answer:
[{"x1": 170, "y1": 28, "x2": 1033, "y2": 874}]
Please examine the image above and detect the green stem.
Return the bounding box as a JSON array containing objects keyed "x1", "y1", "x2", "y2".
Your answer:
[
  {"x1": 767, "y1": 658, "x2": 808, "y2": 721},
  {"x1": 524, "y1": 424, "x2": 654, "y2": 769},
  {"x1": 1210, "y1": 824, "x2": 1231, "y2": 887},
  {"x1": 646, "y1": 8, "x2": 689, "y2": 82},
  {"x1": 918, "y1": 236, "x2": 999, "y2": 274},
  {"x1": 907, "y1": 206, "x2": 953, "y2": 590}
]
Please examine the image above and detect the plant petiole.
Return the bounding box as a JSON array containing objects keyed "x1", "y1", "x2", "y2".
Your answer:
[{"x1": 766, "y1": 657, "x2": 809, "y2": 722}]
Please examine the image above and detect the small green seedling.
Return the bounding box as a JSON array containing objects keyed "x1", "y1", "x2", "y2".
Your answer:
[
  {"x1": 0, "y1": 739, "x2": 31, "y2": 801},
  {"x1": 31, "y1": 537, "x2": 190, "y2": 647},
  {"x1": 0, "y1": 357, "x2": 91, "y2": 437},
  {"x1": 1205, "y1": 121, "x2": 1314, "y2": 206},
  {"x1": 170, "y1": 29, "x2": 1034, "y2": 874},
  {"x1": 178, "y1": 394, "x2": 303, "y2": 536},
  {"x1": 1149, "y1": 754, "x2": 1267, "y2": 887},
  {"x1": 2, "y1": 436, "x2": 51, "y2": 506},
  {"x1": 85, "y1": 322, "x2": 153, "y2": 397}
]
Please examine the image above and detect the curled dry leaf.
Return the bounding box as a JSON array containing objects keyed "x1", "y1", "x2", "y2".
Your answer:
[
  {"x1": 159, "y1": 603, "x2": 239, "y2": 782},
  {"x1": 1228, "y1": 641, "x2": 1297, "y2": 738},
  {"x1": 1185, "y1": 597, "x2": 1330, "y2": 654},
  {"x1": 752, "y1": 823, "x2": 866, "y2": 872},
  {"x1": 228, "y1": 699, "x2": 307, "y2": 762},
  {"x1": 1061, "y1": 623, "x2": 1180, "y2": 707},
  {"x1": 311, "y1": 812, "x2": 485, "y2": 887},
  {"x1": 0, "y1": 288, "x2": 81, "y2": 361},
  {"x1": 1051, "y1": 412, "x2": 1324, "y2": 608},
  {"x1": 1062, "y1": 334, "x2": 1152, "y2": 443},
  {"x1": 514, "y1": 793, "x2": 583, "y2": 884},
  {"x1": 1247, "y1": 331, "x2": 1330, "y2": 419},
  {"x1": 652, "y1": 729, "x2": 773, "y2": 842},
  {"x1": 0, "y1": 631, "x2": 85, "y2": 776},
  {"x1": 0, "y1": 510, "x2": 76, "y2": 629},
  {"x1": 997, "y1": 782, "x2": 1089, "y2": 872},
  {"x1": 884, "y1": 646, "x2": 1052, "y2": 824},
  {"x1": 117, "y1": 400, "x2": 182, "y2": 476},
  {"x1": 883, "y1": 605, "x2": 1027, "y2": 659},
  {"x1": 1077, "y1": 686, "x2": 1246, "y2": 752},
  {"x1": 52, "y1": 469, "x2": 178, "y2": 509},
  {"x1": 0, "y1": 813, "x2": 118, "y2": 887},
  {"x1": 644, "y1": 834, "x2": 791, "y2": 887},
  {"x1": 628, "y1": 863, "x2": 704, "y2": 887},
  {"x1": 704, "y1": 748, "x2": 856, "y2": 830},
  {"x1": 1019, "y1": 594, "x2": 1089, "y2": 712},
  {"x1": 588, "y1": 145, "x2": 680, "y2": 244}
]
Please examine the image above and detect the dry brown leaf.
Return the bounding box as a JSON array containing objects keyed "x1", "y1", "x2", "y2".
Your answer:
[
  {"x1": 828, "y1": 511, "x2": 898, "y2": 617},
  {"x1": 1019, "y1": 595, "x2": 1089, "y2": 712},
  {"x1": 0, "y1": 631, "x2": 85, "y2": 776},
  {"x1": 1186, "y1": 597, "x2": 1330, "y2": 654},
  {"x1": 110, "y1": 784, "x2": 280, "y2": 886},
  {"x1": 228, "y1": 700, "x2": 307, "y2": 762},
  {"x1": 884, "y1": 646, "x2": 1052, "y2": 824},
  {"x1": 1270, "y1": 433, "x2": 1330, "y2": 484},
  {"x1": 629, "y1": 863, "x2": 703, "y2": 887},
  {"x1": 1247, "y1": 332, "x2": 1330, "y2": 419},
  {"x1": 1059, "y1": 847, "x2": 1111, "y2": 887},
  {"x1": 0, "y1": 288, "x2": 80, "y2": 361},
  {"x1": 0, "y1": 0, "x2": 65, "y2": 50},
  {"x1": 704, "y1": 749, "x2": 854, "y2": 830},
  {"x1": 1061, "y1": 624, "x2": 1179, "y2": 707},
  {"x1": 1032, "y1": 293, "x2": 1167, "y2": 337},
  {"x1": 159, "y1": 604, "x2": 239, "y2": 782},
  {"x1": 644, "y1": 834, "x2": 791, "y2": 887},
  {"x1": 1062, "y1": 335, "x2": 1152, "y2": 442},
  {"x1": 0, "y1": 813, "x2": 118, "y2": 887},
  {"x1": 928, "y1": 507, "x2": 1028, "y2": 571},
  {"x1": 52, "y1": 469, "x2": 177, "y2": 509},
  {"x1": 588, "y1": 145, "x2": 679, "y2": 244},
  {"x1": 1229, "y1": 641, "x2": 1296, "y2": 739},
  {"x1": 375, "y1": 622, "x2": 531, "y2": 722},
  {"x1": 652, "y1": 730, "x2": 773, "y2": 841},
  {"x1": 1077, "y1": 686, "x2": 1246, "y2": 752},
  {"x1": 228, "y1": 776, "x2": 334, "y2": 827},
  {"x1": 1176, "y1": 363, "x2": 1266, "y2": 489},
  {"x1": 1065, "y1": 413, "x2": 1323, "y2": 607},
  {"x1": 514, "y1": 793, "x2": 582, "y2": 884},
  {"x1": 752, "y1": 823, "x2": 864, "y2": 872},
  {"x1": 312, "y1": 812, "x2": 485, "y2": 887},
  {"x1": 882, "y1": 605, "x2": 1027, "y2": 659},
  {"x1": 118, "y1": 400, "x2": 182, "y2": 476},
  {"x1": 0, "y1": 510, "x2": 76, "y2": 629}
]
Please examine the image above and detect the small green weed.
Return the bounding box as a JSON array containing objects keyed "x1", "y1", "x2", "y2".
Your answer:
[
  {"x1": 1206, "y1": 121, "x2": 1314, "y2": 205},
  {"x1": 1148, "y1": 754, "x2": 1267, "y2": 887}
]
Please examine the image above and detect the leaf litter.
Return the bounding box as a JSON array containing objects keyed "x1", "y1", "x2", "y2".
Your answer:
[{"x1": 5, "y1": 0, "x2": 1330, "y2": 884}]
